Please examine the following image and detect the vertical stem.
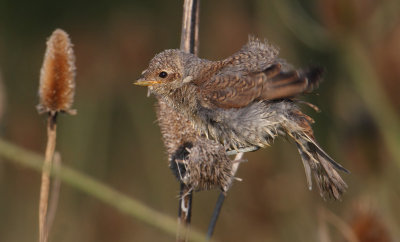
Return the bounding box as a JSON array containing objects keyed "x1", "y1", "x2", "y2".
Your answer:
[
  {"x1": 38, "y1": 113, "x2": 57, "y2": 242},
  {"x1": 46, "y1": 152, "x2": 62, "y2": 235},
  {"x1": 180, "y1": 0, "x2": 200, "y2": 55},
  {"x1": 177, "y1": 183, "x2": 193, "y2": 242},
  {"x1": 342, "y1": 39, "x2": 400, "y2": 166},
  {"x1": 177, "y1": 0, "x2": 200, "y2": 241}
]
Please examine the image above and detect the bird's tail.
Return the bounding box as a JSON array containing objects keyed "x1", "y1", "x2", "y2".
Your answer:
[{"x1": 288, "y1": 110, "x2": 349, "y2": 200}]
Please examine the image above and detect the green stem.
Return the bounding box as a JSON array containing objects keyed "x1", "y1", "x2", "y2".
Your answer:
[
  {"x1": 342, "y1": 38, "x2": 400, "y2": 166},
  {"x1": 0, "y1": 138, "x2": 207, "y2": 242}
]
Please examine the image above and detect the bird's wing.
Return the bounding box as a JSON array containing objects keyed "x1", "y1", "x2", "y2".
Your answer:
[
  {"x1": 200, "y1": 63, "x2": 323, "y2": 109},
  {"x1": 199, "y1": 71, "x2": 263, "y2": 109},
  {"x1": 221, "y1": 37, "x2": 279, "y2": 73}
]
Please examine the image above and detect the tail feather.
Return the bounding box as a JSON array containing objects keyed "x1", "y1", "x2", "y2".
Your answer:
[
  {"x1": 304, "y1": 133, "x2": 350, "y2": 174},
  {"x1": 296, "y1": 143, "x2": 313, "y2": 190},
  {"x1": 294, "y1": 134, "x2": 348, "y2": 200},
  {"x1": 286, "y1": 108, "x2": 348, "y2": 200}
]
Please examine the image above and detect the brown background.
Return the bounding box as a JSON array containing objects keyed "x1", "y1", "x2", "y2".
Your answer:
[{"x1": 0, "y1": 0, "x2": 399, "y2": 241}]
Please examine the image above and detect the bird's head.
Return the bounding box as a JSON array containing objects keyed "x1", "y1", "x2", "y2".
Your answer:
[{"x1": 135, "y1": 49, "x2": 194, "y2": 96}]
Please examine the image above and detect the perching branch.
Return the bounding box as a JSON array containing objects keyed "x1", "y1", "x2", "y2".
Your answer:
[
  {"x1": 177, "y1": 0, "x2": 200, "y2": 241},
  {"x1": 180, "y1": 0, "x2": 200, "y2": 56}
]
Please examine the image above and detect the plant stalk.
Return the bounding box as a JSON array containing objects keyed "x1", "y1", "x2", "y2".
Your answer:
[
  {"x1": 38, "y1": 113, "x2": 57, "y2": 242},
  {"x1": 177, "y1": 0, "x2": 200, "y2": 241}
]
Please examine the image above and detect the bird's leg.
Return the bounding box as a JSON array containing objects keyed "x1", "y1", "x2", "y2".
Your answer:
[
  {"x1": 232, "y1": 158, "x2": 248, "y2": 164},
  {"x1": 226, "y1": 146, "x2": 260, "y2": 155},
  {"x1": 174, "y1": 159, "x2": 186, "y2": 183}
]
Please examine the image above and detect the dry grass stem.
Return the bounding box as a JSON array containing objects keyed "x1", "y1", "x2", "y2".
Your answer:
[
  {"x1": 46, "y1": 152, "x2": 62, "y2": 235},
  {"x1": 177, "y1": 184, "x2": 193, "y2": 242},
  {"x1": 174, "y1": 1, "x2": 200, "y2": 241},
  {"x1": 318, "y1": 207, "x2": 359, "y2": 242},
  {"x1": 180, "y1": 0, "x2": 200, "y2": 55},
  {"x1": 39, "y1": 114, "x2": 57, "y2": 242},
  {"x1": 318, "y1": 207, "x2": 332, "y2": 242}
]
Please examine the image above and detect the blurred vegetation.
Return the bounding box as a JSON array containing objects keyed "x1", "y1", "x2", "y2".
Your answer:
[{"x1": 1, "y1": 0, "x2": 399, "y2": 241}]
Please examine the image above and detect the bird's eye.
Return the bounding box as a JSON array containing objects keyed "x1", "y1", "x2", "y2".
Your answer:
[{"x1": 159, "y1": 71, "x2": 168, "y2": 78}]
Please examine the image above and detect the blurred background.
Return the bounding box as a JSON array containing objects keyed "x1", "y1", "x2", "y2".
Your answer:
[{"x1": 1, "y1": 0, "x2": 399, "y2": 241}]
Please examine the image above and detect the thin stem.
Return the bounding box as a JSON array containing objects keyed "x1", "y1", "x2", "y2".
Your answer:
[
  {"x1": 342, "y1": 38, "x2": 400, "y2": 167},
  {"x1": 318, "y1": 207, "x2": 359, "y2": 242},
  {"x1": 177, "y1": 0, "x2": 200, "y2": 240},
  {"x1": 317, "y1": 207, "x2": 332, "y2": 242},
  {"x1": 206, "y1": 193, "x2": 225, "y2": 239},
  {"x1": 272, "y1": 0, "x2": 331, "y2": 50},
  {"x1": 0, "y1": 138, "x2": 208, "y2": 241},
  {"x1": 207, "y1": 153, "x2": 244, "y2": 240},
  {"x1": 180, "y1": 0, "x2": 200, "y2": 56},
  {"x1": 46, "y1": 152, "x2": 62, "y2": 235},
  {"x1": 39, "y1": 113, "x2": 57, "y2": 242},
  {"x1": 177, "y1": 183, "x2": 193, "y2": 242}
]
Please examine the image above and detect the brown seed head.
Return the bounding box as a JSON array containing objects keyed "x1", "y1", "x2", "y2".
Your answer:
[
  {"x1": 37, "y1": 29, "x2": 76, "y2": 115},
  {"x1": 349, "y1": 201, "x2": 392, "y2": 242}
]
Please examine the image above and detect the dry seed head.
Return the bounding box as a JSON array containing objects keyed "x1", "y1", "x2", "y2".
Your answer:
[
  {"x1": 349, "y1": 201, "x2": 392, "y2": 242},
  {"x1": 37, "y1": 29, "x2": 76, "y2": 115}
]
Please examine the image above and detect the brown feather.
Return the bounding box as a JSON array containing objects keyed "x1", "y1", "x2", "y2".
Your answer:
[
  {"x1": 290, "y1": 109, "x2": 348, "y2": 199},
  {"x1": 200, "y1": 74, "x2": 263, "y2": 108},
  {"x1": 200, "y1": 64, "x2": 323, "y2": 109},
  {"x1": 260, "y1": 65, "x2": 322, "y2": 100},
  {"x1": 263, "y1": 63, "x2": 282, "y2": 78},
  {"x1": 138, "y1": 39, "x2": 347, "y2": 199}
]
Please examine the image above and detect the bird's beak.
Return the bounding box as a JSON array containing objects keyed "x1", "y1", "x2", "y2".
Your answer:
[{"x1": 134, "y1": 78, "x2": 162, "y2": 86}]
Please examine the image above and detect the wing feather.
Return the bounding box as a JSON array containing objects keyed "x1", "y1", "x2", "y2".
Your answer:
[{"x1": 199, "y1": 63, "x2": 323, "y2": 109}]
